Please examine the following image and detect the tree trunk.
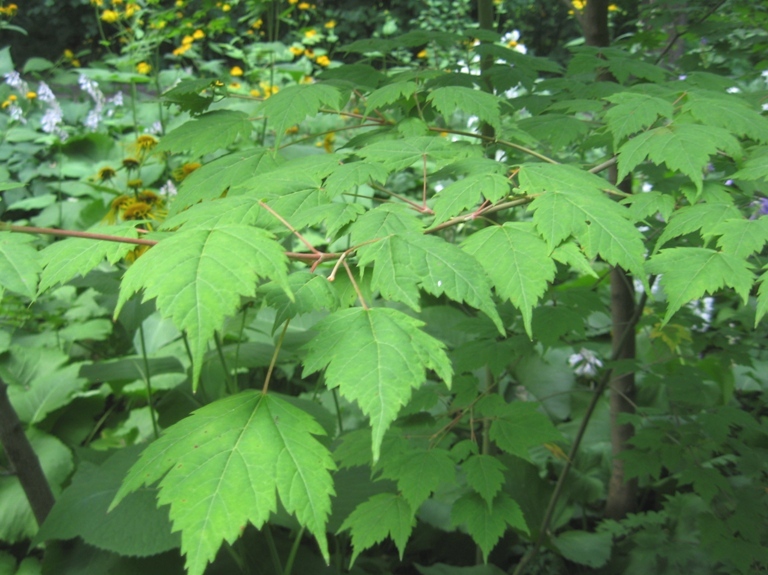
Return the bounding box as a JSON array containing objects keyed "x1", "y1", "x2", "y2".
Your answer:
[
  {"x1": 0, "y1": 378, "x2": 55, "y2": 526},
  {"x1": 580, "y1": 0, "x2": 638, "y2": 520}
]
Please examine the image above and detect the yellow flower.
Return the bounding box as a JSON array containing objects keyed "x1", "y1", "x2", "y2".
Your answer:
[
  {"x1": 97, "y1": 166, "x2": 117, "y2": 182},
  {"x1": 26, "y1": 91, "x2": 37, "y2": 99},
  {"x1": 324, "y1": 20, "x2": 336, "y2": 29},
  {"x1": 305, "y1": 48, "x2": 315, "y2": 59},
  {"x1": 123, "y1": 157, "x2": 141, "y2": 170},
  {"x1": 72, "y1": 59, "x2": 81, "y2": 67},
  {"x1": 249, "y1": 88, "x2": 261, "y2": 97},
  {"x1": 101, "y1": 9, "x2": 119, "y2": 22},
  {"x1": 181, "y1": 34, "x2": 194, "y2": 45},
  {"x1": 1, "y1": 100, "x2": 10, "y2": 109},
  {"x1": 298, "y1": 2, "x2": 310, "y2": 8},
  {"x1": 322, "y1": 132, "x2": 335, "y2": 153},
  {"x1": 608, "y1": 3, "x2": 619, "y2": 11},
  {"x1": 175, "y1": 0, "x2": 183, "y2": 6},
  {"x1": 122, "y1": 201, "x2": 152, "y2": 220},
  {"x1": 173, "y1": 44, "x2": 191, "y2": 56},
  {"x1": 127, "y1": 178, "x2": 143, "y2": 189},
  {"x1": 316, "y1": 55, "x2": 330, "y2": 67},
  {"x1": 63, "y1": 49, "x2": 74, "y2": 59},
  {"x1": 113, "y1": 0, "x2": 123, "y2": 5},
  {"x1": 134, "y1": 134, "x2": 158, "y2": 152},
  {"x1": 124, "y1": 2, "x2": 139, "y2": 17},
  {"x1": 304, "y1": 28, "x2": 317, "y2": 39},
  {"x1": 288, "y1": 0, "x2": 298, "y2": 4},
  {"x1": 192, "y1": 28, "x2": 205, "y2": 39},
  {"x1": 230, "y1": 65, "x2": 244, "y2": 76},
  {"x1": 8, "y1": 94, "x2": 16, "y2": 101},
  {"x1": 221, "y1": 3, "x2": 231, "y2": 11},
  {"x1": 252, "y1": 18, "x2": 262, "y2": 28},
  {"x1": 571, "y1": 0, "x2": 585, "y2": 10},
  {"x1": 90, "y1": 0, "x2": 104, "y2": 6},
  {"x1": 172, "y1": 162, "x2": 201, "y2": 181},
  {"x1": 285, "y1": 125, "x2": 299, "y2": 134},
  {"x1": 229, "y1": 82, "x2": 241, "y2": 89},
  {"x1": 136, "y1": 61, "x2": 152, "y2": 74},
  {"x1": 1, "y1": 3, "x2": 18, "y2": 16},
  {"x1": 289, "y1": 46, "x2": 304, "y2": 57},
  {"x1": 416, "y1": 49, "x2": 427, "y2": 59}
]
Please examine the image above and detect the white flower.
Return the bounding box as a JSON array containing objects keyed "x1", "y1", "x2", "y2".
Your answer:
[
  {"x1": 160, "y1": 180, "x2": 178, "y2": 197},
  {"x1": 726, "y1": 86, "x2": 741, "y2": 94},
  {"x1": 4, "y1": 71, "x2": 25, "y2": 90},
  {"x1": 501, "y1": 30, "x2": 527, "y2": 54},
  {"x1": 8, "y1": 102, "x2": 26, "y2": 124},
  {"x1": 41, "y1": 107, "x2": 63, "y2": 133},
  {"x1": 568, "y1": 348, "x2": 603, "y2": 378},
  {"x1": 37, "y1": 82, "x2": 57, "y2": 103}
]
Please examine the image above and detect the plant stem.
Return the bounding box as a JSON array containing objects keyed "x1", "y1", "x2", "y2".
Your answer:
[
  {"x1": 262, "y1": 319, "x2": 290, "y2": 395},
  {"x1": 138, "y1": 323, "x2": 160, "y2": 440},
  {"x1": 283, "y1": 526, "x2": 305, "y2": 575},
  {"x1": 263, "y1": 524, "x2": 284, "y2": 575},
  {"x1": 0, "y1": 378, "x2": 55, "y2": 527},
  {"x1": 214, "y1": 332, "x2": 237, "y2": 395}
]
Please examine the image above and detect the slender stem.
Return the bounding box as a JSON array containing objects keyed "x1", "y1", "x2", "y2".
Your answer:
[
  {"x1": 263, "y1": 524, "x2": 284, "y2": 575},
  {"x1": 344, "y1": 261, "x2": 369, "y2": 310},
  {"x1": 511, "y1": 282, "x2": 653, "y2": 575},
  {"x1": 427, "y1": 126, "x2": 559, "y2": 165},
  {"x1": 214, "y1": 332, "x2": 237, "y2": 395},
  {"x1": 422, "y1": 154, "x2": 429, "y2": 209},
  {"x1": 589, "y1": 156, "x2": 617, "y2": 174},
  {"x1": 259, "y1": 201, "x2": 322, "y2": 254},
  {"x1": 138, "y1": 323, "x2": 160, "y2": 440},
  {"x1": 2, "y1": 223, "x2": 157, "y2": 245},
  {"x1": 370, "y1": 183, "x2": 430, "y2": 213},
  {"x1": 262, "y1": 319, "x2": 290, "y2": 395},
  {"x1": 332, "y1": 387, "x2": 343, "y2": 433},
  {"x1": 283, "y1": 526, "x2": 305, "y2": 575}
]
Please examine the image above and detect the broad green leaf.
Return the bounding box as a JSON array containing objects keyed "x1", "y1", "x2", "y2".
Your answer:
[
  {"x1": 451, "y1": 492, "x2": 528, "y2": 562},
  {"x1": 115, "y1": 225, "x2": 291, "y2": 388},
  {"x1": 163, "y1": 196, "x2": 265, "y2": 230},
  {"x1": 522, "y1": 163, "x2": 646, "y2": 279},
  {"x1": 0, "y1": 430, "x2": 72, "y2": 544},
  {"x1": 379, "y1": 448, "x2": 456, "y2": 509},
  {"x1": 552, "y1": 530, "x2": 612, "y2": 568},
  {"x1": 617, "y1": 123, "x2": 741, "y2": 192},
  {"x1": 654, "y1": 202, "x2": 742, "y2": 252},
  {"x1": 621, "y1": 191, "x2": 675, "y2": 222},
  {"x1": 604, "y1": 92, "x2": 673, "y2": 147},
  {"x1": 365, "y1": 81, "x2": 419, "y2": 114},
  {"x1": 349, "y1": 204, "x2": 424, "y2": 243},
  {"x1": 156, "y1": 110, "x2": 253, "y2": 156},
  {"x1": 303, "y1": 307, "x2": 452, "y2": 460},
  {"x1": 261, "y1": 271, "x2": 340, "y2": 327},
  {"x1": 462, "y1": 455, "x2": 507, "y2": 508},
  {"x1": 37, "y1": 223, "x2": 140, "y2": 294},
  {"x1": 731, "y1": 146, "x2": 768, "y2": 182},
  {"x1": 358, "y1": 233, "x2": 503, "y2": 331},
  {"x1": 432, "y1": 173, "x2": 510, "y2": 225},
  {"x1": 36, "y1": 446, "x2": 179, "y2": 557},
  {"x1": 755, "y1": 268, "x2": 768, "y2": 326},
  {"x1": 427, "y1": 87, "x2": 501, "y2": 132},
  {"x1": 551, "y1": 243, "x2": 598, "y2": 278},
  {"x1": 8, "y1": 363, "x2": 87, "y2": 425},
  {"x1": 0, "y1": 233, "x2": 39, "y2": 299},
  {"x1": 461, "y1": 222, "x2": 555, "y2": 337},
  {"x1": 517, "y1": 114, "x2": 590, "y2": 150},
  {"x1": 646, "y1": 248, "x2": 753, "y2": 324},
  {"x1": 257, "y1": 84, "x2": 341, "y2": 147},
  {"x1": 709, "y1": 218, "x2": 768, "y2": 259},
  {"x1": 168, "y1": 148, "x2": 280, "y2": 215},
  {"x1": 477, "y1": 395, "x2": 562, "y2": 462},
  {"x1": 358, "y1": 136, "x2": 474, "y2": 171},
  {"x1": 339, "y1": 493, "x2": 415, "y2": 565},
  {"x1": 324, "y1": 161, "x2": 390, "y2": 198},
  {"x1": 684, "y1": 91, "x2": 768, "y2": 143},
  {"x1": 110, "y1": 392, "x2": 335, "y2": 575}
]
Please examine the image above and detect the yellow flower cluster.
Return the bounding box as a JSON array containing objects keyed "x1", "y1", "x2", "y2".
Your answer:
[
  {"x1": 570, "y1": 1, "x2": 619, "y2": 13},
  {"x1": 0, "y1": 3, "x2": 18, "y2": 16},
  {"x1": 136, "y1": 61, "x2": 151, "y2": 75},
  {"x1": 63, "y1": 49, "x2": 81, "y2": 68},
  {"x1": 97, "y1": 1, "x2": 139, "y2": 23},
  {"x1": 173, "y1": 29, "x2": 204, "y2": 56},
  {"x1": 250, "y1": 82, "x2": 280, "y2": 99},
  {"x1": 1, "y1": 93, "x2": 16, "y2": 109}
]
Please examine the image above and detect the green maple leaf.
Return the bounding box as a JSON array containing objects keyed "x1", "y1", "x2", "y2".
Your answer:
[
  {"x1": 462, "y1": 454, "x2": 507, "y2": 508},
  {"x1": 339, "y1": 493, "x2": 415, "y2": 565},
  {"x1": 357, "y1": 233, "x2": 503, "y2": 332},
  {"x1": 365, "y1": 81, "x2": 419, "y2": 113},
  {"x1": 522, "y1": 163, "x2": 645, "y2": 279},
  {"x1": 621, "y1": 191, "x2": 675, "y2": 222},
  {"x1": 115, "y1": 225, "x2": 291, "y2": 388},
  {"x1": 163, "y1": 197, "x2": 266, "y2": 230},
  {"x1": 754, "y1": 268, "x2": 768, "y2": 326},
  {"x1": 604, "y1": 91, "x2": 673, "y2": 147},
  {"x1": 709, "y1": 218, "x2": 768, "y2": 259},
  {"x1": 461, "y1": 222, "x2": 555, "y2": 337},
  {"x1": 451, "y1": 492, "x2": 528, "y2": 562},
  {"x1": 110, "y1": 392, "x2": 335, "y2": 575},
  {"x1": 261, "y1": 271, "x2": 340, "y2": 327},
  {"x1": 38, "y1": 223, "x2": 140, "y2": 294},
  {"x1": 477, "y1": 395, "x2": 562, "y2": 462},
  {"x1": 654, "y1": 202, "x2": 742, "y2": 251},
  {"x1": 646, "y1": 247, "x2": 753, "y2": 324},
  {"x1": 427, "y1": 87, "x2": 501, "y2": 132},
  {"x1": 518, "y1": 114, "x2": 590, "y2": 150},
  {"x1": 731, "y1": 146, "x2": 768, "y2": 182},
  {"x1": 378, "y1": 448, "x2": 456, "y2": 509},
  {"x1": 156, "y1": 110, "x2": 253, "y2": 156},
  {"x1": 302, "y1": 307, "x2": 452, "y2": 461},
  {"x1": 257, "y1": 84, "x2": 341, "y2": 148},
  {"x1": 358, "y1": 136, "x2": 474, "y2": 171},
  {"x1": 432, "y1": 173, "x2": 510, "y2": 225},
  {"x1": 0, "y1": 233, "x2": 39, "y2": 299},
  {"x1": 168, "y1": 148, "x2": 280, "y2": 216},
  {"x1": 324, "y1": 161, "x2": 390, "y2": 198},
  {"x1": 683, "y1": 91, "x2": 768, "y2": 143},
  {"x1": 349, "y1": 204, "x2": 424, "y2": 243},
  {"x1": 617, "y1": 123, "x2": 741, "y2": 192}
]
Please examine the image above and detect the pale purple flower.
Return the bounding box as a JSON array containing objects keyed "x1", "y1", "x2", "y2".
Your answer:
[
  {"x1": 37, "y1": 82, "x2": 56, "y2": 103},
  {"x1": 568, "y1": 348, "x2": 603, "y2": 378},
  {"x1": 724, "y1": 179, "x2": 734, "y2": 186},
  {"x1": 8, "y1": 102, "x2": 26, "y2": 124},
  {"x1": 160, "y1": 180, "x2": 178, "y2": 197},
  {"x1": 4, "y1": 71, "x2": 25, "y2": 91},
  {"x1": 41, "y1": 107, "x2": 63, "y2": 133}
]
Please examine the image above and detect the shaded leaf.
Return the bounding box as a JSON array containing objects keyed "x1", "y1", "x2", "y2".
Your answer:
[
  {"x1": 604, "y1": 91, "x2": 674, "y2": 147},
  {"x1": 463, "y1": 455, "x2": 507, "y2": 508},
  {"x1": 0, "y1": 233, "x2": 39, "y2": 299},
  {"x1": 156, "y1": 110, "x2": 253, "y2": 156},
  {"x1": 427, "y1": 87, "x2": 501, "y2": 132},
  {"x1": 379, "y1": 448, "x2": 456, "y2": 509},
  {"x1": 432, "y1": 173, "x2": 510, "y2": 225},
  {"x1": 257, "y1": 84, "x2": 341, "y2": 148},
  {"x1": 451, "y1": 492, "x2": 527, "y2": 562}
]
